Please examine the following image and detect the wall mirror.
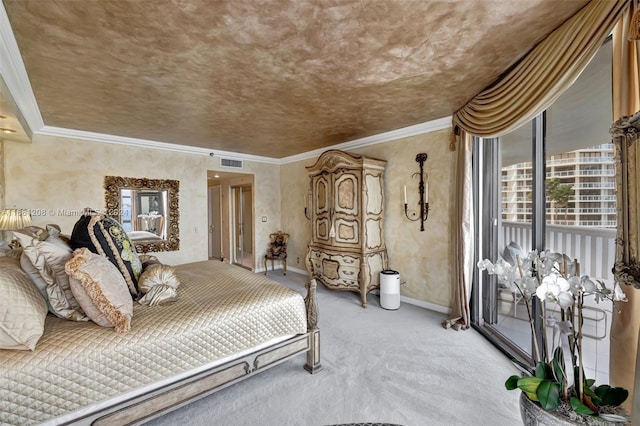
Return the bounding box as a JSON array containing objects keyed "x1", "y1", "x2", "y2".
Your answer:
[
  {"x1": 104, "y1": 176, "x2": 180, "y2": 253},
  {"x1": 611, "y1": 111, "x2": 640, "y2": 289}
]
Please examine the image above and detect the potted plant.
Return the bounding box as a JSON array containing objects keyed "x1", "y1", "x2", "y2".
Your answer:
[{"x1": 478, "y1": 249, "x2": 629, "y2": 424}]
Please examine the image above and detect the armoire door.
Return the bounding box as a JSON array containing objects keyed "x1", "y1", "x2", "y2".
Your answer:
[
  {"x1": 313, "y1": 174, "x2": 331, "y2": 243},
  {"x1": 333, "y1": 172, "x2": 359, "y2": 246}
]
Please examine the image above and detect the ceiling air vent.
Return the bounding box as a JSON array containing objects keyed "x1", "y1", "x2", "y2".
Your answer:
[{"x1": 220, "y1": 158, "x2": 243, "y2": 169}]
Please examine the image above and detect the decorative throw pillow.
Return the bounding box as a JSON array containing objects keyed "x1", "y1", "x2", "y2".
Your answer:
[
  {"x1": 138, "y1": 284, "x2": 179, "y2": 306},
  {"x1": 70, "y1": 212, "x2": 142, "y2": 297},
  {"x1": 65, "y1": 248, "x2": 133, "y2": 333},
  {"x1": 139, "y1": 254, "x2": 162, "y2": 271},
  {"x1": 138, "y1": 264, "x2": 180, "y2": 294},
  {"x1": 14, "y1": 230, "x2": 87, "y2": 321},
  {"x1": 0, "y1": 257, "x2": 48, "y2": 350}
]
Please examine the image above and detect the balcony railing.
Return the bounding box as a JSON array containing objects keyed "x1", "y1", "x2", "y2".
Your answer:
[
  {"x1": 547, "y1": 157, "x2": 613, "y2": 166},
  {"x1": 501, "y1": 221, "x2": 616, "y2": 281}
]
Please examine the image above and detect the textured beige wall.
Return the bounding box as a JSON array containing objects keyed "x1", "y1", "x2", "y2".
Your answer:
[
  {"x1": 280, "y1": 161, "x2": 313, "y2": 272},
  {"x1": 281, "y1": 129, "x2": 456, "y2": 309},
  {"x1": 0, "y1": 139, "x2": 5, "y2": 210},
  {"x1": 4, "y1": 134, "x2": 281, "y2": 267}
]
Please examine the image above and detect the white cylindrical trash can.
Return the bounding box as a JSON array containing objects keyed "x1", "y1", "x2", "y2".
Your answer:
[{"x1": 380, "y1": 269, "x2": 400, "y2": 310}]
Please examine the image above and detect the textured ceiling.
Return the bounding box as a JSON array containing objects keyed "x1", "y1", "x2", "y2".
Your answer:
[{"x1": 3, "y1": 0, "x2": 589, "y2": 158}]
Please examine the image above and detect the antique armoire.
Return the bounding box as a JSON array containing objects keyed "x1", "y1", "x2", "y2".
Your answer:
[{"x1": 306, "y1": 150, "x2": 388, "y2": 307}]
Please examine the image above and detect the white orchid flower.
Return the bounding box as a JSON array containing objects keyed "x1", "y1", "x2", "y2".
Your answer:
[
  {"x1": 477, "y1": 259, "x2": 494, "y2": 273},
  {"x1": 568, "y1": 275, "x2": 597, "y2": 295},
  {"x1": 536, "y1": 274, "x2": 574, "y2": 308},
  {"x1": 613, "y1": 283, "x2": 628, "y2": 302},
  {"x1": 519, "y1": 276, "x2": 538, "y2": 296}
]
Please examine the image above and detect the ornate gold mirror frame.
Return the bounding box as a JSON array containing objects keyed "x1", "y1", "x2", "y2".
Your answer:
[
  {"x1": 611, "y1": 111, "x2": 640, "y2": 288},
  {"x1": 104, "y1": 176, "x2": 180, "y2": 253}
]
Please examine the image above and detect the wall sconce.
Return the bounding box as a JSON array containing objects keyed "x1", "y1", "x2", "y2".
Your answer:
[
  {"x1": 403, "y1": 153, "x2": 429, "y2": 231},
  {"x1": 0, "y1": 208, "x2": 32, "y2": 247},
  {"x1": 304, "y1": 191, "x2": 312, "y2": 220}
]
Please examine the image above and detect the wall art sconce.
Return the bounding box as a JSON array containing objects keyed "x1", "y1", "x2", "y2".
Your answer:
[{"x1": 403, "y1": 153, "x2": 429, "y2": 231}]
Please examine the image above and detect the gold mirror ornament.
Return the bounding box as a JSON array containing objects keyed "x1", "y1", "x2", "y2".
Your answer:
[
  {"x1": 104, "y1": 176, "x2": 180, "y2": 253},
  {"x1": 610, "y1": 111, "x2": 640, "y2": 288}
]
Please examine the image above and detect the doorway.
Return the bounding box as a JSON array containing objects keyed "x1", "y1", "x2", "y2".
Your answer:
[
  {"x1": 208, "y1": 185, "x2": 223, "y2": 260},
  {"x1": 232, "y1": 185, "x2": 253, "y2": 269}
]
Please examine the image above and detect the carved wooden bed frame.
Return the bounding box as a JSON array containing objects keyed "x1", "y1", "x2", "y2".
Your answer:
[{"x1": 57, "y1": 279, "x2": 322, "y2": 425}]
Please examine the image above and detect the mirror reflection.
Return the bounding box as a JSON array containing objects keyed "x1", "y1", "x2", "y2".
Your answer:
[
  {"x1": 120, "y1": 190, "x2": 168, "y2": 239},
  {"x1": 104, "y1": 176, "x2": 180, "y2": 253}
]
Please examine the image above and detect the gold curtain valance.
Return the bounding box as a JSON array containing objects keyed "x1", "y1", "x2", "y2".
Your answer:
[{"x1": 451, "y1": 0, "x2": 628, "y2": 145}]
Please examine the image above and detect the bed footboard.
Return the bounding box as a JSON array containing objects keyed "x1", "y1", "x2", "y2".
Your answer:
[
  {"x1": 304, "y1": 278, "x2": 322, "y2": 374},
  {"x1": 53, "y1": 276, "x2": 322, "y2": 425}
]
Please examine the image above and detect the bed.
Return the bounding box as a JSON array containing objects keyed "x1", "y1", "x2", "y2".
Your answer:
[{"x1": 0, "y1": 258, "x2": 321, "y2": 425}]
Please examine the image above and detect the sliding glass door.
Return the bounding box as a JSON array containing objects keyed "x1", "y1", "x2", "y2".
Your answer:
[
  {"x1": 472, "y1": 39, "x2": 614, "y2": 379},
  {"x1": 475, "y1": 117, "x2": 543, "y2": 364}
]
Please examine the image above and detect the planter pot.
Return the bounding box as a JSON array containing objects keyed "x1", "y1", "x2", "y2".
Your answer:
[{"x1": 519, "y1": 393, "x2": 620, "y2": 426}]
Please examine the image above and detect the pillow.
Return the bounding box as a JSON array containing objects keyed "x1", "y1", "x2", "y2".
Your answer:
[
  {"x1": 14, "y1": 230, "x2": 87, "y2": 321},
  {"x1": 138, "y1": 284, "x2": 179, "y2": 306},
  {"x1": 70, "y1": 212, "x2": 143, "y2": 297},
  {"x1": 139, "y1": 254, "x2": 162, "y2": 271},
  {"x1": 0, "y1": 246, "x2": 23, "y2": 260},
  {"x1": 65, "y1": 248, "x2": 133, "y2": 333},
  {"x1": 0, "y1": 257, "x2": 48, "y2": 350},
  {"x1": 15, "y1": 225, "x2": 49, "y2": 241},
  {"x1": 138, "y1": 264, "x2": 180, "y2": 294}
]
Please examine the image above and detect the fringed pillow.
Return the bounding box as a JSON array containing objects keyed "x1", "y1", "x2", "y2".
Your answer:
[
  {"x1": 65, "y1": 248, "x2": 133, "y2": 333},
  {"x1": 70, "y1": 211, "x2": 142, "y2": 297}
]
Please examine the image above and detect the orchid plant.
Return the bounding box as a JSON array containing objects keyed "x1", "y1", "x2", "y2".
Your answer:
[{"x1": 478, "y1": 249, "x2": 629, "y2": 422}]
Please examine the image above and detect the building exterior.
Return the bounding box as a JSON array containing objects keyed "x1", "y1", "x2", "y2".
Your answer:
[{"x1": 501, "y1": 143, "x2": 616, "y2": 228}]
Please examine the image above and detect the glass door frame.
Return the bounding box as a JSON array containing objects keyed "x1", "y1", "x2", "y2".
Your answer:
[
  {"x1": 471, "y1": 113, "x2": 547, "y2": 368},
  {"x1": 231, "y1": 184, "x2": 253, "y2": 270}
]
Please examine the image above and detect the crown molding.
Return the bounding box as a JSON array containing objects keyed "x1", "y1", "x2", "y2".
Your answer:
[
  {"x1": 36, "y1": 126, "x2": 281, "y2": 164},
  {"x1": 37, "y1": 116, "x2": 451, "y2": 166},
  {"x1": 280, "y1": 116, "x2": 452, "y2": 164},
  {"x1": 0, "y1": 2, "x2": 44, "y2": 136}
]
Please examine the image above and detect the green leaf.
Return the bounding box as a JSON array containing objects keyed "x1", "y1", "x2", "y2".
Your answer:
[
  {"x1": 536, "y1": 381, "x2": 561, "y2": 411},
  {"x1": 505, "y1": 375, "x2": 519, "y2": 390},
  {"x1": 552, "y1": 348, "x2": 565, "y2": 383},
  {"x1": 595, "y1": 385, "x2": 629, "y2": 407},
  {"x1": 535, "y1": 362, "x2": 552, "y2": 379},
  {"x1": 585, "y1": 379, "x2": 595, "y2": 388},
  {"x1": 518, "y1": 376, "x2": 544, "y2": 395},
  {"x1": 583, "y1": 385, "x2": 599, "y2": 403},
  {"x1": 570, "y1": 397, "x2": 596, "y2": 416}
]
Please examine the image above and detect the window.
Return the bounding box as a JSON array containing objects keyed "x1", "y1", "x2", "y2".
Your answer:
[{"x1": 472, "y1": 39, "x2": 613, "y2": 383}]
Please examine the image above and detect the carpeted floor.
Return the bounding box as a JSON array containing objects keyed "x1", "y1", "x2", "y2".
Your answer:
[{"x1": 146, "y1": 269, "x2": 522, "y2": 426}]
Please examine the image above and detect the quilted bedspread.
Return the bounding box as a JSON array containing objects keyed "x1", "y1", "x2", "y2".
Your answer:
[{"x1": 0, "y1": 260, "x2": 307, "y2": 425}]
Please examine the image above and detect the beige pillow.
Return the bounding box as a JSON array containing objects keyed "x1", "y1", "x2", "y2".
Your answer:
[
  {"x1": 0, "y1": 257, "x2": 48, "y2": 350},
  {"x1": 65, "y1": 248, "x2": 133, "y2": 333},
  {"x1": 138, "y1": 264, "x2": 180, "y2": 294},
  {"x1": 138, "y1": 284, "x2": 179, "y2": 306},
  {"x1": 14, "y1": 230, "x2": 86, "y2": 321}
]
